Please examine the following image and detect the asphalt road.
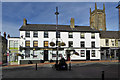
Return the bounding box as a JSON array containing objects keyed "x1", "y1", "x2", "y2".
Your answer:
[{"x1": 2, "y1": 62, "x2": 120, "y2": 79}]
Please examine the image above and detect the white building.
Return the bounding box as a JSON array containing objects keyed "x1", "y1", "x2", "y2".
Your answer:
[
  {"x1": 7, "y1": 37, "x2": 20, "y2": 62},
  {"x1": 17, "y1": 18, "x2": 101, "y2": 64}
]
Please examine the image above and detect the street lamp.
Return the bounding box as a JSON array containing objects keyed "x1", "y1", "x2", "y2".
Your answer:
[{"x1": 55, "y1": 7, "x2": 59, "y2": 64}]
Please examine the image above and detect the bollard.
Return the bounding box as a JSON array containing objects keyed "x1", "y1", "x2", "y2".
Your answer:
[
  {"x1": 102, "y1": 71, "x2": 104, "y2": 80},
  {"x1": 36, "y1": 63, "x2": 37, "y2": 70},
  {"x1": 69, "y1": 63, "x2": 71, "y2": 71}
]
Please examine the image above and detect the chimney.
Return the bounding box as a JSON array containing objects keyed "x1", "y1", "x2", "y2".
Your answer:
[
  {"x1": 23, "y1": 18, "x2": 27, "y2": 26},
  {"x1": 7, "y1": 34, "x2": 10, "y2": 38},
  {"x1": 70, "y1": 18, "x2": 75, "y2": 28},
  {"x1": 3, "y1": 32, "x2": 6, "y2": 39},
  {"x1": 95, "y1": 2, "x2": 97, "y2": 10}
]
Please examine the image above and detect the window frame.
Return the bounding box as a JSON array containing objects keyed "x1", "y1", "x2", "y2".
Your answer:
[
  {"x1": 81, "y1": 41, "x2": 85, "y2": 48},
  {"x1": 68, "y1": 32, "x2": 73, "y2": 38},
  {"x1": 25, "y1": 31, "x2": 30, "y2": 37},
  {"x1": 56, "y1": 31, "x2": 60, "y2": 38},
  {"x1": 68, "y1": 41, "x2": 73, "y2": 47},
  {"x1": 91, "y1": 41, "x2": 95, "y2": 48},
  {"x1": 33, "y1": 31, "x2": 38, "y2": 37},
  {"x1": 91, "y1": 33, "x2": 95, "y2": 39},
  {"x1": 106, "y1": 39, "x2": 109, "y2": 46},
  {"x1": 81, "y1": 50, "x2": 85, "y2": 57},
  {"x1": 33, "y1": 41, "x2": 38, "y2": 47},
  {"x1": 80, "y1": 33, "x2": 85, "y2": 39},
  {"x1": 44, "y1": 31, "x2": 48, "y2": 38},
  {"x1": 25, "y1": 41, "x2": 30, "y2": 47},
  {"x1": 91, "y1": 50, "x2": 96, "y2": 57},
  {"x1": 44, "y1": 41, "x2": 49, "y2": 47}
]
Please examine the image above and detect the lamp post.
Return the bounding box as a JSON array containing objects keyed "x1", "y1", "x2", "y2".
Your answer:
[{"x1": 55, "y1": 7, "x2": 59, "y2": 64}]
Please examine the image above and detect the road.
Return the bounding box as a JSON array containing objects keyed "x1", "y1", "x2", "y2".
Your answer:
[{"x1": 2, "y1": 62, "x2": 120, "y2": 79}]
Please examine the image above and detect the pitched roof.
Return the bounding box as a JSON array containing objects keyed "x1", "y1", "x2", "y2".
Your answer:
[
  {"x1": 19, "y1": 24, "x2": 98, "y2": 32},
  {"x1": 100, "y1": 31, "x2": 120, "y2": 39}
]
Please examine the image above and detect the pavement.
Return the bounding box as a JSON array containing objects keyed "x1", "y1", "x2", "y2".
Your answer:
[{"x1": 2, "y1": 60, "x2": 119, "y2": 69}]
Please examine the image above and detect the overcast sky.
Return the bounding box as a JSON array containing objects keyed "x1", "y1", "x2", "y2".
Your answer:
[{"x1": 2, "y1": 2, "x2": 119, "y2": 37}]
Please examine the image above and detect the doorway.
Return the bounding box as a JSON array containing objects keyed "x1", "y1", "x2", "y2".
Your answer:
[
  {"x1": 86, "y1": 50, "x2": 90, "y2": 60},
  {"x1": 44, "y1": 50, "x2": 48, "y2": 61}
]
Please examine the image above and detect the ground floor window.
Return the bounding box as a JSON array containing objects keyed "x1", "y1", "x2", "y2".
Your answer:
[
  {"x1": 81, "y1": 50, "x2": 85, "y2": 57},
  {"x1": 91, "y1": 50, "x2": 95, "y2": 57},
  {"x1": 25, "y1": 50, "x2": 30, "y2": 58}
]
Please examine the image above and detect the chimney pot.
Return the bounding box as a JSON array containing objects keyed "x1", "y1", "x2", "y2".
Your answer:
[
  {"x1": 23, "y1": 18, "x2": 27, "y2": 26},
  {"x1": 3, "y1": 32, "x2": 6, "y2": 39},
  {"x1": 70, "y1": 18, "x2": 75, "y2": 28}
]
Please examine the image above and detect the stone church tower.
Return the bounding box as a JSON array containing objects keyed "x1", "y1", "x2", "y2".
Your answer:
[{"x1": 90, "y1": 3, "x2": 106, "y2": 31}]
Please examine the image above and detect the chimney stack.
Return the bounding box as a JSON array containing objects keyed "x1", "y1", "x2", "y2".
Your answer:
[
  {"x1": 7, "y1": 34, "x2": 10, "y2": 38},
  {"x1": 70, "y1": 18, "x2": 75, "y2": 28},
  {"x1": 3, "y1": 32, "x2": 6, "y2": 39},
  {"x1": 23, "y1": 18, "x2": 27, "y2": 26}
]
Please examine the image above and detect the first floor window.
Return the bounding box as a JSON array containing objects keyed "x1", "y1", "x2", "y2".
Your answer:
[
  {"x1": 91, "y1": 50, "x2": 95, "y2": 57},
  {"x1": 33, "y1": 31, "x2": 38, "y2": 37},
  {"x1": 118, "y1": 40, "x2": 120, "y2": 47},
  {"x1": 25, "y1": 31, "x2": 30, "y2": 37},
  {"x1": 33, "y1": 41, "x2": 38, "y2": 47},
  {"x1": 56, "y1": 32, "x2": 60, "y2": 38},
  {"x1": 44, "y1": 41, "x2": 48, "y2": 47},
  {"x1": 44, "y1": 31, "x2": 48, "y2": 38},
  {"x1": 68, "y1": 32, "x2": 73, "y2": 38},
  {"x1": 91, "y1": 33, "x2": 95, "y2": 39},
  {"x1": 25, "y1": 41, "x2": 30, "y2": 47},
  {"x1": 81, "y1": 50, "x2": 85, "y2": 57},
  {"x1": 80, "y1": 33, "x2": 85, "y2": 39},
  {"x1": 106, "y1": 39, "x2": 109, "y2": 46}
]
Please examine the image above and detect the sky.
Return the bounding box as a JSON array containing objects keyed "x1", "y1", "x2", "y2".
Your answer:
[{"x1": 1, "y1": 2, "x2": 119, "y2": 37}]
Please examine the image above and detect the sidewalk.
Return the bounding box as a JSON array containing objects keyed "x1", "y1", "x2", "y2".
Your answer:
[{"x1": 2, "y1": 60, "x2": 119, "y2": 68}]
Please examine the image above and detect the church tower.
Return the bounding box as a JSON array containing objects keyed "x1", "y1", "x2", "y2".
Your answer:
[{"x1": 90, "y1": 3, "x2": 106, "y2": 31}]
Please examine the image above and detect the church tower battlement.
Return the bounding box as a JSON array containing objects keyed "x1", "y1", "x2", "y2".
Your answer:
[{"x1": 90, "y1": 3, "x2": 106, "y2": 31}]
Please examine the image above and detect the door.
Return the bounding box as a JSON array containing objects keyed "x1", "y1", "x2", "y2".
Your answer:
[
  {"x1": 44, "y1": 50, "x2": 48, "y2": 61},
  {"x1": 86, "y1": 50, "x2": 90, "y2": 60}
]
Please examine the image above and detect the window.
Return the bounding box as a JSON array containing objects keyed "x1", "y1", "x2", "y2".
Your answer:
[
  {"x1": 9, "y1": 40, "x2": 14, "y2": 48},
  {"x1": 91, "y1": 33, "x2": 95, "y2": 39},
  {"x1": 33, "y1": 31, "x2": 38, "y2": 37},
  {"x1": 91, "y1": 42, "x2": 95, "y2": 48},
  {"x1": 9, "y1": 40, "x2": 18, "y2": 49},
  {"x1": 14, "y1": 41, "x2": 18, "y2": 48},
  {"x1": 33, "y1": 41, "x2": 38, "y2": 47},
  {"x1": 44, "y1": 41, "x2": 48, "y2": 47},
  {"x1": 80, "y1": 33, "x2": 85, "y2": 39},
  {"x1": 68, "y1": 41, "x2": 73, "y2": 47},
  {"x1": 118, "y1": 40, "x2": 120, "y2": 47},
  {"x1": 91, "y1": 50, "x2": 95, "y2": 57},
  {"x1": 25, "y1": 41, "x2": 30, "y2": 47},
  {"x1": 25, "y1": 49, "x2": 30, "y2": 57},
  {"x1": 106, "y1": 39, "x2": 109, "y2": 46},
  {"x1": 81, "y1": 50, "x2": 85, "y2": 57},
  {"x1": 44, "y1": 31, "x2": 48, "y2": 38},
  {"x1": 56, "y1": 32, "x2": 60, "y2": 38},
  {"x1": 111, "y1": 40, "x2": 114, "y2": 46},
  {"x1": 25, "y1": 31, "x2": 30, "y2": 37},
  {"x1": 81, "y1": 41, "x2": 85, "y2": 48},
  {"x1": 68, "y1": 32, "x2": 73, "y2": 38}
]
